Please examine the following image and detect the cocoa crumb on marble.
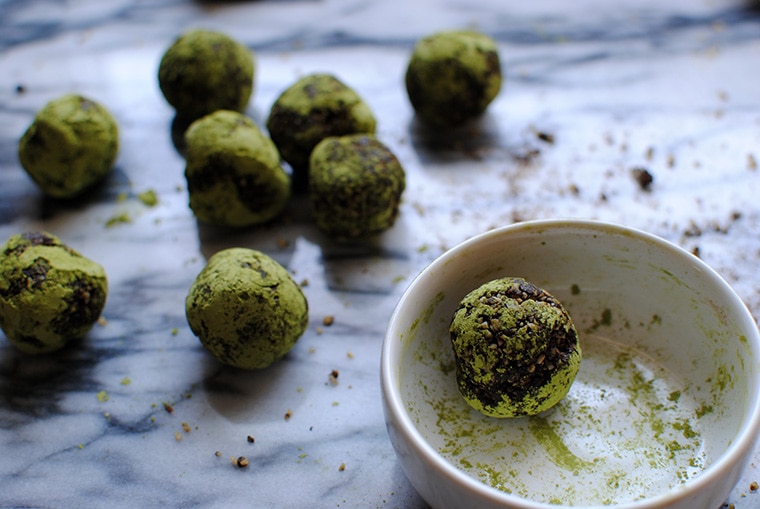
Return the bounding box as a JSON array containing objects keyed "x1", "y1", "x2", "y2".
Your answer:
[
  {"x1": 182, "y1": 422, "x2": 191, "y2": 433},
  {"x1": 691, "y1": 246, "x2": 701, "y2": 258},
  {"x1": 631, "y1": 167, "x2": 654, "y2": 191},
  {"x1": 163, "y1": 402, "x2": 174, "y2": 414},
  {"x1": 535, "y1": 130, "x2": 555, "y2": 144},
  {"x1": 174, "y1": 431, "x2": 182, "y2": 441},
  {"x1": 512, "y1": 147, "x2": 541, "y2": 165},
  {"x1": 247, "y1": 435, "x2": 255, "y2": 443},
  {"x1": 329, "y1": 369, "x2": 340, "y2": 386},
  {"x1": 237, "y1": 456, "x2": 250, "y2": 468},
  {"x1": 338, "y1": 463, "x2": 346, "y2": 472},
  {"x1": 748, "y1": 154, "x2": 758, "y2": 171},
  {"x1": 750, "y1": 480, "x2": 758, "y2": 492},
  {"x1": 323, "y1": 315, "x2": 335, "y2": 326},
  {"x1": 15, "y1": 84, "x2": 26, "y2": 94},
  {"x1": 284, "y1": 409, "x2": 293, "y2": 421},
  {"x1": 667, "y1": 154, "x2": 676, "y2": 168},
  {"x1": 215, "y1": 450, "x2": 222, "y2": 457}
]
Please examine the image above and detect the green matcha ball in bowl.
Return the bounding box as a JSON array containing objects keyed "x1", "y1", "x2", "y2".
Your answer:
[{"x1": 381, "y1": 219, "x2": 760, "y2": 509}]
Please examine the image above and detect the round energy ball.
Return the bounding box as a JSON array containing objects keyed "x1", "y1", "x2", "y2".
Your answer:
[
  {"x1": 185, "y1": 248, "x2": 309, "y2": 370},
  {"x1": 405, "y1": 30, "x2": 502, "y2": 128},
  {"x1": 309, "y1": 134, "x2": 405, "y2": 242},
  {"x1": 266, "y1": 73, "x2": 377, "y2": 182},
  {"x1": 0, "y1": 232, "x2": 108, "y2": 354},
  {"x1": 449, "y1": 277, "x2": 581, "y2": 418},
  {"x1": 158, "y1": 29, "x2": 254, "y2": 121},
  {"x1": 184, "y1": 110, "x2": 290, "y2": 227},
  {"x1": 18, "y1": 94, "x2": 119, "y2": 198}
]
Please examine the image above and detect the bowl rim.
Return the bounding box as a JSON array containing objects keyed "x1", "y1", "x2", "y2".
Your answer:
[{"x1": 381, "y1": 218, "x2": 760, "y2": 509}]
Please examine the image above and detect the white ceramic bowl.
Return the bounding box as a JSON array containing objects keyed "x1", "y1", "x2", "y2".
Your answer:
[{"x1": 381, "y1": 219, "x2": 760, "y2": 509}]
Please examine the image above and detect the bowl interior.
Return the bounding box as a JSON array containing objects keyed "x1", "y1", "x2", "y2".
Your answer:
[{"x1": 386, "y1": 221, "x2": 760, "y2": 507}]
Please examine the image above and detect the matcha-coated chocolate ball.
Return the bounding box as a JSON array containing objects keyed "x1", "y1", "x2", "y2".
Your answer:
[
  {"x1": 0, "y1": 232, "x2": 108, "y2": 354},
  {"x1": 266, "y1": 73, "x2": 377, "y2": 178},
  {"x1": 18, "y1": 94, "x2": 119, "y2": 198},
  {"x1": 405, "y1": 30, "x2": 502, "y2": 128},
  {"x1": 449, "y1": 277, "x2": 581, "y2": 418},
  {"x1": 309, "y1": 134, "x2": 405, "y2": 242},
  {"x1": 185, "y1": 248, "x2": 309, "y2": 370},
  {"x1": 184, "y1": 110, "x2": 290, "y2": 227},
  {"x1": 158, "y1": 29, "x2": 254, "y2": 121}
]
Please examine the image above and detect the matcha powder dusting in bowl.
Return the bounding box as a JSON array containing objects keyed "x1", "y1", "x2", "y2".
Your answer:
[{"x1": 381, "y1": 219, "x2": 760, "y2": 509}]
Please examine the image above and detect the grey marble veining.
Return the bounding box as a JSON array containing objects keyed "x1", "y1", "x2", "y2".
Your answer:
[{"x1": 1, "y1": 0, "x2": 759, "y2": 507}]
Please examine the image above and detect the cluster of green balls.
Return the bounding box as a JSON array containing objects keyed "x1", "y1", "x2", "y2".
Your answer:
[{"x1": 6, "y1": 27, "x2": 503, "y2": 368}]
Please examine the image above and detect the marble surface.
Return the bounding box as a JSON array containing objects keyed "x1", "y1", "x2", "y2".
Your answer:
[{"x1": 1, "y1": 0, "x2": 759, "y2": 507}]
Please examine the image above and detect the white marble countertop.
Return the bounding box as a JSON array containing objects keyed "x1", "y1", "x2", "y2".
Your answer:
[{"x1": 1, "y1": 0, "x2": 759, "y2": 507}]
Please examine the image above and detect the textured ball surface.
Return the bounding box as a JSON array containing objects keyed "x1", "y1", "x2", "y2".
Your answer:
[
  {"x1": 18, "y1": 94, "x2": 119, "y2": 198},
  {"x1": 158, "y1": 29, "x2": 254, "y2": 121},
  {"x1": 450, "y1": 277, "x2": 581, "y2": 418},
  {"x1": 405, "y1": 30, "x2": 502, "y2": 128},
  {"x1": 185, "y1": 248, "x2": 309, "y2": 370},
  {"x1": 267, "y1": 73, "x2": 376, "y2": 178},
  {"x1": 184, "y1": 110, "x2": 290, "y2": 227},
  {"x1": 309, "y1": 134, "x2": 405, "y2": 241},
  {"x1": 0, "y1": 232, "x2": 108, "y2": 354}
]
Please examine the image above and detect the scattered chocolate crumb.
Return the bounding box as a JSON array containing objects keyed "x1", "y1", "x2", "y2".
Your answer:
[
  {"x1": 512, "y1": 147, "x2": 541, "y2": 165},
  {"x1": 323, "y1": 315, "x2": 335, "y2": 326},
  {"x1": 174, "y1": 431, "x2": 182, "y2": 441},
  {"x1": 215, "y1": 450, "x2": 222, "y2": 457},
  {"x1": 667, "y1": 154, "x2": 676, "y2": 168},
  {"x1": 750, "y1": 481, "x2": 758, "y2": 492},
  {"x1": 182, "y1": 422, "x2": 191, "y2": 433},
  {"x1": 645, "y1": 146, "x2": 654, "y2": 161},
  {"x1": 691, "y1": 246, "x2": 701, "y2": 258},
  {"x1": 316, "y1": 327, "x2": 324, "y2": 335},
  {"x1": 338, "y1": 462, "x2": 346, "y2": 472},
  {"x1": 300, "y1": 279, "x2": 309, "y2": 287},
  {"x1": 247, "y1": 435, "x2": 255, "y2": 443},
  {"x1": 631, "y1": 167, "x2": 654, "y2": 191},
  {"x1": 237, "y1": 456, "x2": 250, "y2": 468},
  {"x1": 329, "y1": 369, "x2": 340, "y2": 386},
  {"x1": 535, "y1": 131, "x2": 555, "y2": 144},
  {"x1": 163, "y1": 402, "x2": 174, "y2": 414},
  {"x1": 346, "y1": 351, "x2": 354, "y2": 359},
  {"x1": 97, "y1": 316, "x2": 108, "y2": 327},
  {"x1": 15, "y1": 84, "x2": 26, "y2": 94},
  {"x1": 284, "y1": 409, "x2": 293, "y2": 421},
  {"x1": 748, "y1": 154, "x2": 757, "y2": 171}
]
